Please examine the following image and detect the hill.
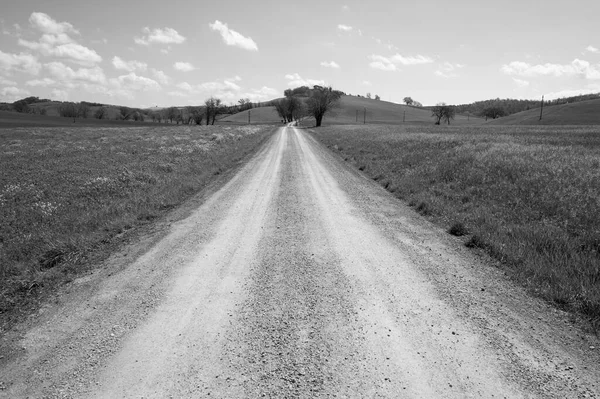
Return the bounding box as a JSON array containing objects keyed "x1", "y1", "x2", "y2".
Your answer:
[
  {"x1": 0, "y1": 110, "x2": 151, "y2": 128},
  {"x1": 221, "y1": 95, "x2": 485, "y2": 126},
  {"x1": 487, "y1": 98, "x2": 600, "y2": 125}
]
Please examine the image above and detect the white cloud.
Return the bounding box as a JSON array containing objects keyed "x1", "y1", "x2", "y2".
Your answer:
[
  {"x1": 320, "y1": 61, "x2": 340, "y2": 69},
  {"x1": 176, "y1": 82, "x2": 194, "y2": 92},
  {"x1": 342, "y1": 5, "x2": 349, "y2": 10},
  {"x1": 337, "y1": 24, "x2": 353, "y2": 32},
  {"x1": 512, "y1": 78, "x2": 530, "y2": 87},
  {"x1": 19, "y1": 13, "x2": 101, "y2": 66},
  {"x1": 362, "y1": 80, "x2": 371, "y2": 86},
  {"x1": 586, "y1": 45, "x2": 599, "y2": 54},
  {"x1": 174, "y1": 62, "x2": 195, "y2": 72},
  {"x1": 29, "y1": 12, "x2": 78, "y2": 35},
  {"x1": 0, "y1": 76, "x2": 17, "y2": 85},
  {"x1": 51, "y1": 88, "x2": 68, "y2": 101},
  {"x1": 1, "y1": 86, "x2": 31, "y2": 101},
  {"x1": 501, "y1": 59, "x2": 600, "y2": 80},
  {"x1": 284, "y1": 73, "x2": 325, "y2": 87},
  {"x1": 244, "y1": 86, "x2": 278, "y2": 101},
  {"x1": 26, "y1": 77, "x2": 57, "y2": 87},
  {"x1": 368, "y1": 55, "x2": 397, "y2": 71},
  {"x1": 209, "y1": 20, "x2": 258, "y2": 51},
  {"x1": 391, "y1": 54, "x2": 434, "y2": 65},
  {"x1": 112, "y1": 56, "x2": 147, "y2": 72},
  {"x1": 544, "y1": 86, "x2": 600, "y2": 100},
  {"x1": 134, "y1": 27, "x2": 185, "y2": 45},
  {"x1": 45, "y1": 61, "x2": 107, "y2": 85},
  {"x1": 111, "y1": 72, "x2": 161, "y2": 92},
  {"x1": 151, "y1": 69, "x2": 169, "y2": 85},
  {"x1": 435, "y1": 61, "x2": 465, "y2": 78},
  {"x1": 0, "y1": 50, "x2": 41, "y2": 75}
]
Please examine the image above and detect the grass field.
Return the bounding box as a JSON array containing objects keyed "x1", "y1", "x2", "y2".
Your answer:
[
  {"x1": 0, "y1": 124, "x2": 274, "y2": 327},
  {"x1": 312, "y1": 125, "x2": 600, "y2": 326},
  {"x1": 488, "y1": 98, "x2": 600, "y2": 125}
]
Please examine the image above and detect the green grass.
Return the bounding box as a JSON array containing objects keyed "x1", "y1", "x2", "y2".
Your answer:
[
  {"x1": 0, "y1": 124, "x2": 274, "y2": 327},
  {"x1": 312, "y1": 124, "x2": 600, "y2": 327},
  {"x1": 487, "y1": 98, "x2": 600, "y2": 125}
]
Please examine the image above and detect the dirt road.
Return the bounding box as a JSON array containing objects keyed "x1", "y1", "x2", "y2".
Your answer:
[{"x1": 1, "y1": 126, "x2": 599, "y2": 398}]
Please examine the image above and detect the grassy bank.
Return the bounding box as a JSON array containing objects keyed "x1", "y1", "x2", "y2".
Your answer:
[
  {"x1": 0, "y1": 124, "x2": 274, "y2": 326},
  {"x1": 312, "y1": 125, "x2": 600, "y2": 326}
]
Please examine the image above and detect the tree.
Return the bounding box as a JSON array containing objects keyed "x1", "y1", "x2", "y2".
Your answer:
[
  {"x1": 76, "y1": 103, "x2": 90, "y2": 118},
  {"x1": 412, "y1": 101, "x2": 423, "y2": 107},
  {"x1": 166, "y1": 107, "x2": 178, "y2": 123},
  {"x1": 374, "y1": 94, "x2": 381, "y2": 101},
  {"x1": 307, "y1": 86, "x2": 342, "y2": 127},
  {"x1": 59, "y1": 102, "x2": 78, "y2": 121},
  {"x1": 366, "y1": 92, "x2": 372, "y2": 99},
  {"x1": 119, "y1": 106, "x2": 132, "y2": 121},
  {"x1": 403, "y1": 97, "x2": 414, "y2": 106},
  {"x1": 431, "y1": 103, "x2": 455, "y2": 125},
  {"x1": 204, "y1": 97, "x2": 222, "y2": 125},
  {"x1": 275, "y1": 95, "x2": 303, "y2": 123},
  {"x1": 481, "y1": 106, "x2": 506, "y2": 120},
  {"x1": 94, "y1": 107, "x2": 107, "y2": 119}
]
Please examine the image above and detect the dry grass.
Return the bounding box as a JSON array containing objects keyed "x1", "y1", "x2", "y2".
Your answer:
[
  {"x1": 313, "y1": 124, "x2": 600, "y2": 326},
  {"x1": 0, "y1": 124, "x2": 274, "y2": 326}
]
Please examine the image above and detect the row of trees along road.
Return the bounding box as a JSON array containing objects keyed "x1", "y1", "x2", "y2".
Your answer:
[{"x1": 275, "y1": 85, "x2": 343, "y2": 127}]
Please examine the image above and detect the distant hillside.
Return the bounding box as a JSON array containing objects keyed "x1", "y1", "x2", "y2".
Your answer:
[
  {"x1": 487, "y1": 98, "x2": 600, "y2": 125},
  {"x1": 0, "y1": 110, "x2": 151, "y2": 128},
  {"x1": 222, "y1": 95, "x2": 485, "y2": 126}
]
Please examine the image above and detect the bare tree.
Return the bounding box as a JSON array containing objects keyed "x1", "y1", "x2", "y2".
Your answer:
[
  {"x1": 366, "y1": 92, "x2": 372, "y2": 99},
  {"x1": 94, "y1": 107, "x2": 107, "y2": 119},
  {"x1": 374, "y1": 94, "x2": 381, "y2": 101},
  {"x1": 205, "y1": 97, "x2": 222, "y2": 125},
  {"x1": 431, "y1": 103, "x2": 455, "y2": 125},
  {"x1": 307, "y1": 86, "x2": 342, "y2": 127}
]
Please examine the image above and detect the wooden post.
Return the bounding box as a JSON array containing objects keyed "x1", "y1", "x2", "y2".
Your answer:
[
  {"x1": 248, "y1": 110, "x2": 251, "y2": 124},
  {"x1": 356, "y1": 109, "x2": 358, "y2": 122},
  {"x1": 403, "y1": 110, "x2": 405, "y2": 123},
  {"x1": 539, "y1": 95, "x2": 544, "y2": 121},
  {"x1": 363, "y1": 107, "x2": 366, "y2": 124}
]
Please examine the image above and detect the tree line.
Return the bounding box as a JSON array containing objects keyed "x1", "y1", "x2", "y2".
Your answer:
[{"x1": 274, "y1": 85, "x2": 344, "y2": 127}]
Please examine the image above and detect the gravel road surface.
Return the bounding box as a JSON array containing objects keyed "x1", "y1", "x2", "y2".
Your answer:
[{"x1": 1, "y1": 126, "x2": 599, "y2": 398}]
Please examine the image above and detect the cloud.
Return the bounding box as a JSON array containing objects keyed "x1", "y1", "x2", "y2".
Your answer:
[
  {"x1": 134, "y1": 27, "x2": 185, "y2": 45},
  {"x1": 45, "y1": 61, "x2": 107, "y2": 85},
  {"x1": 544, "y1": 86, "x2": 600, "y2": 100},
  {"x1": 29, "y1": 12, "x2": 78, "y2": 35},
  {"x1": 586, "y1": 45, "x2": 599, "y2": 54},
  {"x1": 0, "y1": 50, "x2": 41, "y2": 75},
  {"x1": 501, "y1": 59, "x2": 600, "y2": 80},
  {"x1": 112, "y1": 56, "x2": 147, "y2": 72},
  {"x1": 362, "y1": 80, "x2": 371, "y2": 86},
  {"x1": 0, "y1": 76, "x2": 17, "y2": 85},
  {"x1": 320, "y1": 61, "x2": 340, "y2": 69},
  {"x1": 342, "y1": 5, "x2": 349, "y2": 10},
  {"x1": 19, "y1": 13, "x2": 101, "y2": 66},
  {"x1": 174, "y1": 62, "x2": 195, "y2": 72},
  {"x1": 26, "y1": 77, "x2": 57, "y2": 87},
  {"x1": 368, "y1": 55, "x2": 397, "y2": 71},
  {"x1": 512, "y1": 78, "x2": 530, "y2": 87},
  {"x1": 51, "y1": 88, "x2": 68, "y2": 101},
  {"x1": 391, "y1": 54, "x2": 434, "y2": 65},
  {"x1": 151, "y1": 69, "x2": 169, "y2": 85},
  {"x1": 209, "y1": 20, "x2": 258, "y2": 51},
  {"x1": 284, "y1": 73, "x2": 325, "y2": 87},
  {"x1": 435, "y1": 61, "x2": 465, "y2": 78},
  {"x1": 1, "y1": 86, "x2": 31, "y2": 101},
  {"x1": 111, "y1": 72, "x2": 161, "y2": 92},
  {"x1": 167, "y1": 78, "x2": 274, "y2": 103},
  {"x1": 337, "y1": 24, "x2": 353, "y2": 32}
]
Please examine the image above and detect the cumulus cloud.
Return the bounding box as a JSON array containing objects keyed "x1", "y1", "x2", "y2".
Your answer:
[
  {"x1": 368, "y1": 55, "x2": 397, "y2": 71},
  {"x1": 512, "y1": 78, "x2": 530, "y2": 87},
  {"x1": 586, "y1": 45, "x2": 599, "y2": 54},
  {"x1": 0, "y1": 50, "x2": 41, "y2": 75},
  {"x1": 112, "y1": 56, "x2": 147, "y2": 72},
  {"x1": 391, "y1": 54, "x2": 434, "y2": 65},
  {"x1": 501, "y1": 59, "x2": 600, "y2": 80},
  {"x1": 19, "y1": 12, "x2": 101, "y2": 66},
  {"x1": 284, "y1": 73, "x2": 325, "y2": 87},
  {"x1": 168, "y1": 77, "x2": 275, "y2": 103},
  {"x1": 111, "y1": 73, "x2": 161, "y2": 92},
  {"x1": 26, "y1": 77, "x2": 57, "y2": 87},
  {"x1": 320, "y1": 61, "x2": 340, "y2": 69},
  {"x1": 0, "y1": 76, "x2": 17, "y2": 85},
  {"x1": 337, "y1": 24, "x2": 352, "y2": 32},
  {"x1": 544, "y1": 86, "x2": 600, "y2": 100},
  {"x1": 174, "y1": 62, "x2": 195, "y2": 72},
  {"x1": 45, "y1": 61, "x2": 107, "y2": 85},
  {"x1": 1, "y1": 86, "x2": 31, "y2": 101},
  {"x1": 209, "y1": 20, "x2": 258, "y2": 51},
  {"x1": 134, "y1": 27, "x2": 185, "y2": 45},
  {"x1": 435, "y1": 61, "x2": 465, "y2": 78},
  {"x1": 51, "y1": 88, "x2": 69, "y2": 101},
  {"x1": 151, "y1": 69, "x2": 169, "y2": 85}
]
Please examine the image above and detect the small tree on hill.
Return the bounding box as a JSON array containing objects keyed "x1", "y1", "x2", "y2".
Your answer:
[
  {"x1": 374, "y1": 94, "x2": 381, "y2": 100},
  {"x1": 366, "y1": 92, "x2": 372, "y2": 99},
  {"x1": 431, "y1": 103, "x2": 455, "y2": 125},
  {"x1": 307, "y1": 86, "x2": 342, "y2": 127},
  {"x1": 403, "y1": 97, "x2": 414, "y2": 106},
  {"x1": 481, "y1": 106, "x2": 506, "y2": 120}
]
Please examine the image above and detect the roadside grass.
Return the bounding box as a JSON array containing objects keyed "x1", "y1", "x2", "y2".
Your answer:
[
  {"x1": 0, "y1": 124, "x2": 274, "y2": 327},
  {"x1": 313, "y1": 125, "x2": 600, "y2": 327}
]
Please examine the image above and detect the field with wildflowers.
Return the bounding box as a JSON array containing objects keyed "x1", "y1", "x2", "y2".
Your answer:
[
  {"x1": 313, "y1": 125, "x2": 600, "y2": 326},
  {"x1": 0, "y1": 124, "x2": 274, "y2": 327}
]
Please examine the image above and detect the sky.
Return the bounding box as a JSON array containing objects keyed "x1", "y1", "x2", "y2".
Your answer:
[{"x1": 1, "y1": 0, "x2": 599, "y2": 107}]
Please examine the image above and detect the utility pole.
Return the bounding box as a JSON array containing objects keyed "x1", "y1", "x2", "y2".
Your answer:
[
  {"x1": 356, "y1": 109, "x2": 358, "y2": 122},
  {"x1": 403, "y1": 110, "x2": 406, "y2": 123},
  {"x1": 363, "y1": 107, "x2": 366, "y2": 124},
  {"x1": 248, "y1": 110, "x2": 251, "y2": 124},
  {"x1": 539, "y1": 95, "x2": 544, "y2": 121}
]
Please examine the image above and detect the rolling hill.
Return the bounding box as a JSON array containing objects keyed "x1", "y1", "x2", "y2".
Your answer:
[
  {"x1": 487, "y1": 98, "x2": 600, "y2": 125},
  {"x1": 220, "y1": 95, "x2": 485, "y2": 126}
]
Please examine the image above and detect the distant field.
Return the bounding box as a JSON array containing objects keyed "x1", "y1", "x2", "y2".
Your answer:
[
  {"x1": 0, "y1": 124, "x2": 275, "y2": 327},
  {"x1": 219, "y1": 106, "x2": 282, "y2": 125},
  {"x1": 313, "y1": 125, "x2": 600, "y2": 325},
  {"x1": 0, "y1": 110, "x2": 153, "y2": 128},
  {"x1": 488, "y1": 98, "x2": 600, "y2": 125}
]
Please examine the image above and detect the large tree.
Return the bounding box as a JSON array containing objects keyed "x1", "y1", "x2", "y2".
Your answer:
[
  {"x1": 431, "y1": 103, "x2": 455, "y2": 125},
  {"x1": 403, "y1": 97, "x2": 414, "y2": 106},
  {"x1": 205, "y1": 97, "x2": 222, "y2": 125},
  {"x1": 275, "y1": 93, "x2": 303, "y2": 123},
  {"x1": 307, "y1": 86, "x2": 342, "y2": 127},
  {"x1": 481, "y1": 106, "x2": 506, "y2": 120}
]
